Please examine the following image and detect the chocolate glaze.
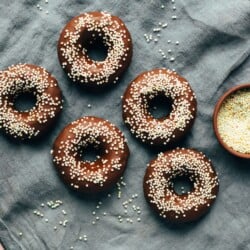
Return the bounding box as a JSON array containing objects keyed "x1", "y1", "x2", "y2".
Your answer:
[
  {"x1": 143, "y1": 148, "x2": 219, "y2": 223},
  {"x1": 57, "y1": 12, "x2": 133, "y2": 89},
  {"x1": 52, "y1": 116, "x2": 129, "y2": 194},
  {"x1": 122, "y1": 69, "x2": 197, "y2": 147},
  {"x1": 0, "y1": 64, "x2": 63, "y2": 140}
]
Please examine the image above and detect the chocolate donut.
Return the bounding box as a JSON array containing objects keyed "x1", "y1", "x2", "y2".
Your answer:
[
  {"x1": 57, "y1": 11, "x2": 132, "y2": 88},
  {"x1": 143, "y1": 148, "x2": 219, "y2": 223},
  {"x1": 122, "y1": 68, "x2": 197, "y2": 146},
  {"x1": 52, "y1": 116, "x2": 129, "y2": 193},
  {"x1": 0, "y1": 64, "x2": 63, "y2": 140}
]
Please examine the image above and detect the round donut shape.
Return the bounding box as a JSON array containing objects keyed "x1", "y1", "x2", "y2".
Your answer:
[
  {"x1": 57, "y1": 11, "x2": 133, "y2": 89},
  {"x1": 143, "y1": 148, "x2": 219, "y2": 223},
  {"x1": 0, "y1": 64, "x2": 63, "y2": 140},
  {"x1": 52, "y1": 116, "x2": 130, "y2": 193},
  {"x1": 122, "y1": 68, "x2": 197, "y2": 147}
]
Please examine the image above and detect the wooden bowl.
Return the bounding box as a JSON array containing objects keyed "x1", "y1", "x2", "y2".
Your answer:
[{"x1": 213, "y1": 83, "x2": 250, "y2": 159}]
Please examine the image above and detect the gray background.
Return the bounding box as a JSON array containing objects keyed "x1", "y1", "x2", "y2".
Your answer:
[{"x1": 0, "y1": 0, "x2": 250, "y2": 249}]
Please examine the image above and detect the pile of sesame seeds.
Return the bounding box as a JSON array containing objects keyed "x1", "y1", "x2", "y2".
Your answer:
[
  {"x1": 0, "y1": 64, "x2": 62, "y2": 139},
  {"x1": 123, "y1": 69, "x2": 196, "y2": 145},
  {"x1": 144, "y1": 148, "x2": 219, "y2": 220},
  {"x1": 58, "y1": 12, "x2": 132, "y2": 85},
  {"x1": 217, "y1": 89, "x2": 250, "y2": 154},
  {"x1": 52, "y1": 117, "x2": 128, "y2": 190}
]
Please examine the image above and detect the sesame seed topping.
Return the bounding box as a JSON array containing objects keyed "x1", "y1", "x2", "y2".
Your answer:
[
  {"x1": 0, "y1": 64, "x2": 62, "y2": 139},
  {"x1": 144, "y1": 148, "x2": 219, "y2": 222},
  {"x1": 123, "y1": 69, "x2": 196, "y2": 146},
  {"x1": 52, "y1": 116, "x2": 129, "y2": 192},
  {"x1": 58, "y1": 12, "x2": 132, "y2": 86}
]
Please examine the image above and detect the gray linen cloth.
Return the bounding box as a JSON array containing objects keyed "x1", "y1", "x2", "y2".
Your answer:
[{"x1": 0, "y1": 0, "x2": 250, "y2": 249}]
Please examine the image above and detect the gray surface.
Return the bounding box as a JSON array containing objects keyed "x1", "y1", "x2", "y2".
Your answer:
[{"x1": 0, "y1": 0, "x2": 250, "y2": 249}]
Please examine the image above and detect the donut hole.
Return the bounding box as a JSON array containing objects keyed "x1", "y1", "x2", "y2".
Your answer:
[
  {"x1": 82, "y1": 32, "x2": 109, "y2": 62},
  {"x1": 14, "y1": 91, "x2": 37, "y2": 112},
  {"x1": 171, "y1": 174, "x2": 194, "y2": 195},
  {"x1": 79, "y1": 143, "x2": 103, "y2": 162},
  {"x1": 147, "y1": 93, "x2": 173, "y2": 119}
]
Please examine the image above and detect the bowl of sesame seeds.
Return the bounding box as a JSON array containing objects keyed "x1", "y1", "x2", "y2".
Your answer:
[{"x1": 213, "y1": 83, "x2": 250, "y2": 159}]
